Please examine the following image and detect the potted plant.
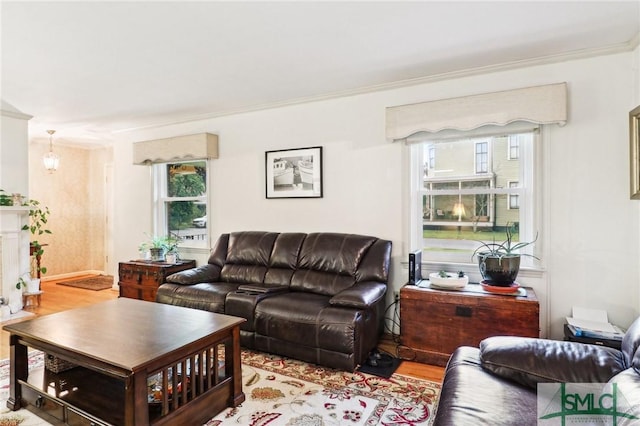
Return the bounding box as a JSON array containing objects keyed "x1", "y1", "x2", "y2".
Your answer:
[
  {"x1": 139, "y1": 235, "x2": 167, "y2": 261},
  {"x1": 472, "y1": 223, "x2": 538, "y2": 286},
  {"x1": 139, "y1": 233, "x2": 181, "y2": 262},
  {"x1": 21, "y1": 199, "x2": 52, "y2": 278},
  {"x1": 16, "y1": 272, "x2": 40, "y2": 294},
  {"x1": 163, "y1": 233, "x2": 181, "y2": 264}
]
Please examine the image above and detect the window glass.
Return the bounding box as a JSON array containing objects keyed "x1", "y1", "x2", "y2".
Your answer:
[
  {"x1": 508, "y1": 181, "x2": 520, "y2": 209},
  {"x1": 508, "y1": 137, "x2": 520, "y2": 159},
  {"x1": 475, "y1": 141, "x2": 488, "y2": 173},
  {"x1": 155, "y1": 160, "x2": 208, "y2": 249},
  {"x1": 416, "y1": 132, "x2": 534, "y2": 264}
]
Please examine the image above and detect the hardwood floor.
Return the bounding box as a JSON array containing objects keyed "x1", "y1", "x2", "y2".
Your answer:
[{"x1": 1, "y1": 277, "x2": 444, "y2": 383}]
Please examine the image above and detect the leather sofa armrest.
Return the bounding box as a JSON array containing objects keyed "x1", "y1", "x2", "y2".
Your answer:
[
  {"x1": 166, "y1": 264, "x2": 221, "y2": 285},
  {"x1": 480, "y1": 336, "x2": 627, "y2": 389},
  {"x1": 236, "y1": 284, "x2": 289, "y2": 295},
  {"x1": 329, "y1": 281, "x2": 387, "y2": 309}
]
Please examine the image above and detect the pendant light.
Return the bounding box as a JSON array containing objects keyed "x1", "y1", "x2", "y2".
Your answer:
[{"x1": 42, "y1": 130, "x2": 60, "y2": 173}]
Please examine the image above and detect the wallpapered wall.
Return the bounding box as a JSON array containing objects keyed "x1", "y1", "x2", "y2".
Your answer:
[{"x1": 28, "y1": 141, "x2": 112, "y2": 278}]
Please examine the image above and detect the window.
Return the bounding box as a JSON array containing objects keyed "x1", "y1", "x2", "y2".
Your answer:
[
  {"x1": 508, "y1": 137, "x2": 520, "y2": 159},
  {"x1": 154, "y1": 160, "x2": 208, "y2": 249},
  {"x1": 428, "y1": 147, "x2": 435, "y2": 169},
  {"x1": 475, "y1": 141, "x2": 488, "y2": 173},
  {"x1": 508, "y1": 181, "x2": 520, "y2": 209},
  {"x1": 413, "y1": 130, "x2": 536, "y2": 265}
]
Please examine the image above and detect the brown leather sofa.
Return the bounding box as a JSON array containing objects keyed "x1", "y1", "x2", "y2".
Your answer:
[
  {"x1": 433, "y1": 316, "x2": 640, "y2": 425},
  {"x1": 155, "y1": 231, "x2": 392, "y2": 371}
]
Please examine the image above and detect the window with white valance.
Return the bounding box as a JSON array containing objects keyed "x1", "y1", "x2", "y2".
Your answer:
[
  {"x1": 398, "y1": 83, "x2": 568, "y2": 271},
  {"x1": 132, "y1": 132, "x2": 218, "y2": 251},
  {"x1": 386, "y1": 82, "x2": 567, "y2": 141}
]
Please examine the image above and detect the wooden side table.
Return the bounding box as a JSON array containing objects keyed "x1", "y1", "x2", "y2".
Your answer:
[
  {"x1": 118, "y1": 259, "x2": 196, "y2": 302},
  {"x1": 399, "y1": 283, "x2": 540, "y2": 366}
]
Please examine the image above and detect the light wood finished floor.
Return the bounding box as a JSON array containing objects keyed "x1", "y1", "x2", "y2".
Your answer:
[{"x1": 1, "y1": 278, "x2": 444, "y2": 383}]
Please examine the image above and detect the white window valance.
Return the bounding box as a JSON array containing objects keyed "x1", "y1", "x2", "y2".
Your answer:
[
  {"x1": 386, "y1": 83, "x2": 567, "y2": 141},
  {"x1": 133, "y1": 132, "x2": 219, "y2": 165}
]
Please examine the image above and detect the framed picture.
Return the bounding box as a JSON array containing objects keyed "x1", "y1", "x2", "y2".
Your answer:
[
  {"x1": 265, "y1": 146, "x2": 323, "y2": 199},
  {"x1": 630, "y1": 105, "x2": 640, "y2": 200}
]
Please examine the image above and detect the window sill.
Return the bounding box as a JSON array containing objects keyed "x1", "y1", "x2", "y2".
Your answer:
[{"x1": 401, "y1": 260, "x2": 545, "y2": 283}]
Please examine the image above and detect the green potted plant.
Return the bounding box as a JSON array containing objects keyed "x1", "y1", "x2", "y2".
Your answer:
[
  {"x1": 163, "y1": 233, "x2": 181, "y2": 264},
  {"x1": 139, "y1": 235, "x2": 167, "y2": 261},
  {"x1": 472, "y1": 223, "x2": 538, "y2": 286},
  {"x1": 16, "y1": 272, "x2": 40, "y2": 293},
  {"x1": 139, "y1": 233, "x2": 181, "y2": 262},
  {"x1": 21, "y1": 199, "x2": 52, "y2": 278}
]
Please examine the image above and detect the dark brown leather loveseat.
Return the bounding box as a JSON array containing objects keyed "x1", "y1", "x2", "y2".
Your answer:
[
  {"x1": 433, "y1": 316, "x2": 640, "y2": 425},
  {"x1": 155, "y1": 231, "x2": 392, "y2": 371}
]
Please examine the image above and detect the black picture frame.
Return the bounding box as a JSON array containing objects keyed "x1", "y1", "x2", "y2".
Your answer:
[{"x1": 265, "y1": 146, "x2": 323, "y2": 199}]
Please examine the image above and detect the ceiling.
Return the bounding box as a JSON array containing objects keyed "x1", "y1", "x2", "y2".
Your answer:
[{"x1": 2, "y1": 1, "x2": 639, "y2": 146}]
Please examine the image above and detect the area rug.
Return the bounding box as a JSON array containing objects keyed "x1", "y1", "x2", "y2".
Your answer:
[
  {"x1": 0, "y1": 350, "x2": 440, "y2": 425},
  {"x1": 55, "y1": 275, "x2": 114, "y2": 291}
]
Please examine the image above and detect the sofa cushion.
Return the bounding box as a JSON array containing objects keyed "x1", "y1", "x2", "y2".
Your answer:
[
  {"x1": 480, "y1": 336, "x2": 626, "y2": 389},
  {"x1": 433, "y1": 346, "x2": 536, "y2": 426},
  {"x1": 155, "y1": 282, "x2": 240, "y2": 313},
  {"x1": 291, "y1": 233, "x2": 377, "y2": 296},
  {"x1": 226, "y1": 231, "x2": 278, "y2": 265},
  {"x1": 219, "y1": 232, "x2": 279, "y2": 284},
  {"x1": 254, "y1": 292, "x2": 361, "y2": 354},
  {"x1": 329, "y1": 281, "x2": 387, "y2": 309},
  {"x1": 298, "y1": 233, "x2": 376, "y2": 276},
  {"x1": 166, "y1": 264, "x2": 221, "y2": 285}
]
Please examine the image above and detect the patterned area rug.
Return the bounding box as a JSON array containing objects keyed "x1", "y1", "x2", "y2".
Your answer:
[
  {"x1": 55, "y1": 275, "x2": 114, "y2": 291},
  {"x1": 0, "y1": 350, "x2": 440, "y2": 425}
]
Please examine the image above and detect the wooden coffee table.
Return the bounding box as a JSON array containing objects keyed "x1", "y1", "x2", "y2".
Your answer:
[{"x1": 3, "y1": 298, "x2": 245, "y2": 425}]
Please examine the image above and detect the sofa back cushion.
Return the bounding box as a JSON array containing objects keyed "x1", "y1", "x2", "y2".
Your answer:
[
  {"x1": 291, "y1": 233, "x2": 380, "y2": 296},
  {"x1": 207, "y1": 231, "x2": 391, "y2": 293},
  {"x1": 219, "y1": 232, "x2": 278, "y2": 284},
  {"x1": 264, "y1": 233, "x2": 306, "y2": 286}
]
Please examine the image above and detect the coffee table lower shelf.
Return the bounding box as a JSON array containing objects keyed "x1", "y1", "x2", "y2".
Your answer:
[{"x1": 18, "y1": 363, "x2": 234, "y2": 426}]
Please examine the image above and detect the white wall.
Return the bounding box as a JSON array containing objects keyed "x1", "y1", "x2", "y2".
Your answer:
[
  {"x1": 0, "y1": 101, "x2": 31, "y2": 196},
  {"x1": 113, "y1": 50, "x2": 640, "y2": 339}
]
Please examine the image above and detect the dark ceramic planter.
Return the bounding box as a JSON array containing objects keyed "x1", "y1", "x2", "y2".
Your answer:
[
  {"x1": 149, "y1": 247, "x2": 166, "y2": 262},
  {"x1": 478, "y1": 254, "x2": 520, "y2": 286}
]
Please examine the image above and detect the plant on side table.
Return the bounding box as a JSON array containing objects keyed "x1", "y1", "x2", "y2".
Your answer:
[
  {"x1": 16, "y1": 272, "x2": 41, "y2": 294},
  {"x1": 139, "y1": 233, "x2": 181, "y2": 262},
  {"x1": 22, "y1": 199, "x2": 52, "y2": 279},
  {"x1": 472, "y1": 223, "x2": 538, "y2": 286}
]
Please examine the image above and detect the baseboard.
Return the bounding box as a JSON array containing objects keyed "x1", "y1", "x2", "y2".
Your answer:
[{"x1": 41, "y1": 270, "x2": 106, "y2": 283}]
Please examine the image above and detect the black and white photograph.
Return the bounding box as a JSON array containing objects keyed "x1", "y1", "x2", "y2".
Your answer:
[{"x1": 265, "y1": 146, "x2": 323, "y2": 199}]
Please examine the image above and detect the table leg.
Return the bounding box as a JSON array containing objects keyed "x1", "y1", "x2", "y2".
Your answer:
[
  {"x1": 228, "y1": 326, "x2": 245, "y2": 407},
  {"x1": 6, "y1": 334, "x2": 28, "y2": 410}
]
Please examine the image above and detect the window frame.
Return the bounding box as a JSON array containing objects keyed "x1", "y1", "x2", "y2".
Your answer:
[
  {"x1": 508, "y1": 181, "x2": 520, "y2": 209},
  {"x1": 152, "y1": 160, "x2": 210, "y2": 250},
  {"x1": 409, "y1": 127, "x2": 541, "y2": 271},
  {"x1": 475, "y1": 140, "x2": 489, "y2": 174},
  {"x1": 508, "y1": 137, "x2": 520, "y2": 160}
]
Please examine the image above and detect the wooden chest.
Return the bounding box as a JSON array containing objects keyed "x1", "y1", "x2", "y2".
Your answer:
[
  {"x1": 399, "y1": 283, "x2": 539, "y2": 366},
  {"x1": 118, "y1": 260, "x2": 196, "y2": 302}
]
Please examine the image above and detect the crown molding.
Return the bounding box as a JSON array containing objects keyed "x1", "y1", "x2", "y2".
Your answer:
[{"x1": 113, "y1": 38, "x2": 640, "y2": 135}]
